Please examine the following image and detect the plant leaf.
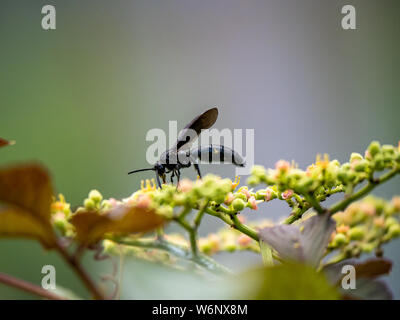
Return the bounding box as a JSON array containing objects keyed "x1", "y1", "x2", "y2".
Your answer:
[
  {"x1": 258, "y1": 214, "x2": 335, "y2": 267},
  {"x1": 240, "y1": 262, "x2": 339, "y2": 300},
  {"x1": 0, "y1": 138, "x2": 15, "y2": 148},
  {"x1": 323, "y1": 258, "x2": 393, "y2": 284},
  {"x1": 0, "y1": 207, "x2": 56, "y2": 247},
  {"x1": 259, "y1": 240, "x2": 274, "y2": 266},
  {"x1": 322, "y1": 258, "x2": 393, "y2": 300},
  {"x1": 0, "y1": 164, "x2": 56, "y2": 247},
  {"x1": 300, "y1": 214, "x2": 336, "y2": 266},
  {"x1": 70, "y1": 205, "x2": 165, "y2": 245},
  {"x1": 354, "y1": 258, "x2": 392, "y2": 278},
  {"x1": 342, "y1": 278, "x2": 393, "y2": 300}
]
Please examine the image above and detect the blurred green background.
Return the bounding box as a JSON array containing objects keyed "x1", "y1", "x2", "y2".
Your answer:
[{"x1": 1, "y1": 0, "x2": 399, "y2": 299}]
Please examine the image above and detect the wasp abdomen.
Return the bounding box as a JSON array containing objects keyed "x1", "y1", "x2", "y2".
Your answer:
[{"x1": 190, "y1": 145, "x2": 245, "y2": 167}]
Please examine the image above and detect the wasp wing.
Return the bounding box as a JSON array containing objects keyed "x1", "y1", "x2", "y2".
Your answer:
[{"x1": 172, "y1": 107, "x2": 218, "y2": 151}]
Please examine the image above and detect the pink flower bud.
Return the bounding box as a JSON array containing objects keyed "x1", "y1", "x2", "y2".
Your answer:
[
  {"x1": 177, "y1": 179, "x2": 193, "y2": 193},
  {"x1": 238, "y1": 234, "x2": 252, "y2": 246},
  {"x1": 239, "y1": 188, "x2": 251, "y2": 199},
  {"x1": 265, "y1": 188, "x2": 273, "y2": 202},
  {"x1": 392, "y1": 196, "x2": 400, "y2": 211},
  {"x1": 275, "y1": 160, "x2": 290, "y2": 173},
  {"x1": 336, "y1": 224, "x2": 349, "y2": 234},
  {"x1": 248, "y1": 196, "x2": 258, "y2": 210},
  {"x1": 224, "y1": 192, "x2": 235, "y2": 205},
  {"x1": 136, "y1": 194, "x2": 151, "y2": 209},
  {"x1": 282, "y1": 189, "x2": 294, "y2": 200},
  {"x1": 360, "y1": 202, "x2": 376, "y2": 216}
]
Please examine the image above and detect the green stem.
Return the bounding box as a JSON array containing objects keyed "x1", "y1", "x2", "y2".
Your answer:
[
  {"x1": 205, "y1": 207, "x2": 259, "y2": 241},
  {"x1": 303, "y1": 192, "x2": 326, "y2": 214},
  {"x1": 109, "y1": 237, "x2": 231, "y2": 275},
  {"x1": 328, "y1": 167, "x2": 399, "y2": 215}
]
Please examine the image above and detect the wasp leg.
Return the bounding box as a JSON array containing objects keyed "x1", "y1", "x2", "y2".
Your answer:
[
  {"x1": 176, "y1": 169, "x2": 181, "y2": 186},
  {"x1": 170, "y1": 171, "x2": 175, "y2": 184},
  {"x1": 155, "y1": 173, "x2": 162, "y2": 188},
  {"x1": 193, "y1": 163, "x2": 202, "y2": 179}
]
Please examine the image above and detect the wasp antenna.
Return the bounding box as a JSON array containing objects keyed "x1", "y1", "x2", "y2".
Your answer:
[{"x1": 128, "y1": 168, "x2": 155, "y2": 175}]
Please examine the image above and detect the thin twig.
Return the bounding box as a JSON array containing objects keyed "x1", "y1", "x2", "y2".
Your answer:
[
  {"x1": 55, "y1": 241, "x2": 106, "y2": 300},
  {"x1": 0, "y1": 272, "x2": 65, "y2": 300}
]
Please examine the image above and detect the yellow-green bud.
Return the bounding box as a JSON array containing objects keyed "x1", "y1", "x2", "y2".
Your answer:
[
  {"x1": 382, "y1": 144, "x2": 395, "y2": 155},
  {"x1": 84, "y1": 198, "x2": 96, "y2": 210},
  {"x1": 232, "y1": 198, "x2": 246, "y2": 211},
  {"x1": 350, "y1": 153, "x2": 363, "y2": 163},
  {"x1": 331, "y1": 159, "x2": 340, "y2": 167},
  {"x1": 373, "y1": 154, "x2": 385, "y2": 171},
  {"x1": 251, "y1": 165, "x2": 267, "y2": 178},
  {"x1": 89, "y1": 189, "x2": 103, "y2": 203},
  {"x1": 361, "y1": 243, "x2": 375, "y2": 253},
  {"x1": 368, "y1": 141, "x2": 381, "y2": 157},
  {"x1": 385, "y1": 217, "x2": 398, "y2": 228},
  {"x1": 388, "y1": 224, "x2": 400, "y2": 238},
  {"x1": 354, "y1": 160, "x2": 368, "y2": 172},
  {"x1": 234, "y1": 193, "x2": 248, "y2": 202},
  {"x1": 247, "y1": 176, "x2": 260, "y2": 185},
  {"x1": 101, "y1": 199, "x2": 112, "y2": 210},
  {"x1": 332, "y1": 233, "x2": 348, "y2": 247},
  {"x1": 348, "y1": 226, "x2": 365, "y2": 240}
]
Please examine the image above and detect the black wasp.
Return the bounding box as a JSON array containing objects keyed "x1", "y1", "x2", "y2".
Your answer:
[{"x1": 128, "y1": 107, "x2": 245, "y2": 188}]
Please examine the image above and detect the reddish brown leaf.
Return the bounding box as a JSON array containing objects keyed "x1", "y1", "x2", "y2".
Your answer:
[
  {"x1": 0, "y1": 164, "x2": 56, "y2": 247},
  {"x1": 355, "y1": 258, "x2": 392, "y2": 278},
  {"x1": 0, "y1": 138, "x2": 15, "y2": 148},
  {"x1": 70, "y1": 205, "x2": 165, "y2": 245}
]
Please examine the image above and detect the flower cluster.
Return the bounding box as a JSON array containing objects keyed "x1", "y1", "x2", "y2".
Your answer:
[
  {"x1": 120, "y1": 175, "x2": 261, "y2": 217},
  {"x1": 47, "y1": 141, "x2": 400, "y2": 272},
  {"x1": 248, "y1": 141, "x2": 400, "y2": 215},
  {"x1": 329, "y1": 196, "x2": 400, "y2": 257}
]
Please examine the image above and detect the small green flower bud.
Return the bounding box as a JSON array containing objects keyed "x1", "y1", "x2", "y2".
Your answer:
[
  {"x1": 224, "y1": 242, "x2": 237, "y2": 252},
  {"x1": 53, "y1": 218, "x2": 66, "y2": 233},
  {"x1": 388, "y1": 224, "x2": 400, "y2": 238},
  {"x1": 331, "y1": 159, "x2": 340, "y2": 167},
  {"x1": 84, "y1": 198, "x2": 96, "y2": 210},
  {"x1": 385, "y1": 217, "x2": 398, "y2": 228},
  {"x1": 232, "y1": 198, "x2": 246, "y2": 211},
  {"x1": 368, "y1": 141, "x2": 381, "y2": 157},
  {"x1": 354, "y1": 160, "x2": 368, "y2": 172},
  {"x1": 247, "y1": 176, "x2": 260, "y2": 185},
  {"x1": 373, "y1": 154, "x2": 385, "y2": 171},
  {"x1": 332, "y1": 233, "x2": 348, "y2": 247},
  {"x1": 251, "y1": 165, "x2": 267, "y2": 178},
  {"x1": 350, "y1": 153, "x2": 363, "y2": 163},
  {"x1": 348, "y1": 226, "x2": 365, "y2": 240},
  {"x1": 361, "y1": 243, "x2": 375, "y2": 253},
  {"x1": 101, "y1": 200, "x2": 113, "y2": 210},
  {"x1": 75, "y1": 207, "x2": 86, "y2": 214},
  {"x1": 89, "y1": 189, "x2": 103, "y2": 203},
  {"x1": 296, "y1": 177, "x2": 313, "y2": 193},
  {"x1": 234, "y1": 193, "x2": 248, "y2": 202},
  {"x1": 382, "y1": 144, "x2": 395, "y2": 155}
]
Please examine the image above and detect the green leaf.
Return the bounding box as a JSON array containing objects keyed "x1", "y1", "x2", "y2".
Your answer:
[{"x1": 240, "y1": 262, "x2": 339, "y2": 300}]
